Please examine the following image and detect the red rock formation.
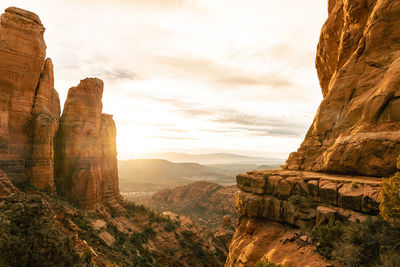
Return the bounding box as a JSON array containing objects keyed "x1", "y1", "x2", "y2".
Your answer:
[
  {"x1": 0, "y1": 7, "x2": 60, "y2": 193},
  {"x1": 286, "y1": 0, "x2": 400, "y2": 177},
  {"x1": 0, "y1": 7, "x2": 48, "y2": 183},
  {"x1": 0, "y1": 6, "x2": 122, "y2": 210},
  {"x1": 29, "y1": 58, "x2": 60, "y2": 193},
  {"x1": 55, "y1": 78, "x2": 123, "y2": 211},
  {"x1": 147, "y1": 181, "x2": 237, "y2": 229},
  {"x1": 0, "y1": 170, "x2": 19, "y2": 199}
]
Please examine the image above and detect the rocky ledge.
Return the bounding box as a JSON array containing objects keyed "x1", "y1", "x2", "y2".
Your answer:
[
  {"x1": 225, "y1": 170, "x2": 382, "y2": 266},
  {"x1": 236, "y1": 170, "x2": 381, "y2": 228}
]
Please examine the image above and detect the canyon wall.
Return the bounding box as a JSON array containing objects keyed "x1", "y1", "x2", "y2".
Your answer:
[
  {"x1": 0, "y1": 7, "x2": 122, "y2": 211},
  {"x1": 286, "y1": 0, "x2": 400, "y2": 177},
  {"x1": 227, "y1": 0, "x2": 400, "y2": 265}
]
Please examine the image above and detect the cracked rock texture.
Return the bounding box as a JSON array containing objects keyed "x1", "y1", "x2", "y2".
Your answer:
[
  {"x1": 286, "y1": 0, "x2": 400, "y2": 177},
  {"x1": 55, "y1": 78, "x2": 124, "y2": 211}
]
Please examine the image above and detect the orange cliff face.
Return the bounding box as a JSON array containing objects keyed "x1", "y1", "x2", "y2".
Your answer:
[
  {"x1": 0, "y1": 7, "x2": 58, "y2": 190},
  {"x1": 55, "y1": 78, "x2": 124, "y2": 212},
  {"x1": 0, "y1": 7, "x2": 123, "y2": 212},
  {"x1": 286, "y1": 0, "x2": 400, "y2": 177},
  {"x1": 226, "y1": 1, "x2": 400, "y2": 266}
]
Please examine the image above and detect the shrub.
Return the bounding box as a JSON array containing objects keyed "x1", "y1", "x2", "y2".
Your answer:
[
  {"x1": 312, "y1": 215, "x2": 400, "y2": 266},
  {"x1": 351, "y1": 181, "x2": 359, "y2": 189},
  {"x1": 311, "y1": 219, "x2": 344, "y2": 258},
  {"x1": 255, "y1": 259, "x2": 285, "y2": 267},
  {"x1": 380, "y1": 172, "x2": 400, "y2": 222},
  {"x1": 332, "y1": 217, "x2": 382, "y2": 266},
  {"x1": 379, "y1": 252, "x2": 400, "y2": 267},
  {"x1": 164, "y1": 219, "x2": 178, "y2": 232}
]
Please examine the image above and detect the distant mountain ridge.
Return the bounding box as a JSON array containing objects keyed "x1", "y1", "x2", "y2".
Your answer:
[
  {"x1": 130, "y1": 152, "x2": 284, "y2": 165},
  {"x1": 118, "y1": 158, "x2": 282, "y2": 193}
]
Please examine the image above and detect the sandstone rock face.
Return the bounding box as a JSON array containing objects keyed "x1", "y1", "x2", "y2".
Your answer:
[
  {"x1": 55, "y1": 78, "x2": 123, "y2": 211},
  {"x1": 236, "y1": 170, "x2": 381, "y2": 226},
  {"x1": 225, "y1": 218, "x2": 331, "y2": 267},
  {"x1": 286, "y1": 0, "x2": 400, "y2": 177},
  {"x1": 225, "y1": 170, "x2": 382, "y2": 266},
  {"x1": 0, "y1": 6, "x2": 123, "y2": 211},
  {"x1": 28, "y1": 58, "x2": 60, "y2": 193},
  {"x1": 0, "y1": 7, "x2": 50, "y2": 183}
]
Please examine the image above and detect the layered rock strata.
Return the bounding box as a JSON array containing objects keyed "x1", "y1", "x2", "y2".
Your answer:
[
  {"x1": 236, "y1": 170, "x2": 380, "y2": 228},
  {"x1": 286, "y1": 0, "x2": 400, "y2": 177},
  {"x1": 55, "y1": 78, "x2": 123, "y2": 211},
  {"x1": 225, "y1": 170, "x2": 381, "y2": 266}
]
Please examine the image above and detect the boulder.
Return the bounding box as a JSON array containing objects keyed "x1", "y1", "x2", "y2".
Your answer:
[{"x1": 338, "y1": 182, "x2": 364, "y2": 211}]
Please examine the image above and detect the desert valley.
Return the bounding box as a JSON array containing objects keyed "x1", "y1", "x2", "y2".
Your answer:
[{"x1": 1, "y1": 1, "x2": 400, "y2": 267}]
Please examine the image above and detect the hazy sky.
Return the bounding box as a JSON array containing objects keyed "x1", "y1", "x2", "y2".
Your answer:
[{"x1": 0, "y1": 0, "x2": 328, "y2": 159}]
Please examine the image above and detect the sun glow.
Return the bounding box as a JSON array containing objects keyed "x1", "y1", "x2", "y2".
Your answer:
[{"x1": 0, "y1": 0, "x2": 327, "y2": 159}]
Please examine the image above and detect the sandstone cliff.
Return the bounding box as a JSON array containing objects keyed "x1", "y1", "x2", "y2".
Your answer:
[
  {"x1": 286, "y1": 0, "x2": 400, "y2": 177},
  {"x1": 0, "y1": 7, "x2": 59, "y2": 192},
  {"x1": 226, "y1": 1, "x2": 400, "y2": 266},
  {"x1": 55, "y1": 78, "x2": 124, "y2": 212},
  {"x1": 0, "y1": 6, "x2": 123, "y2": 211}
]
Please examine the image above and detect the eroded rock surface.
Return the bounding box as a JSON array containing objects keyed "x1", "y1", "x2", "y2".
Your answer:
[
  {"x1": 0, "y1": 6, "x2": 123, "y2": 211},
  {"x1": 0, "y1": 7, "x2": 52, "y2": 184},
  {"x1": 225, "y1": 218, "x2": 331, "y2": 267},
  {"x1": 225, "y1": 170, "x2": 382, "y2": 266},
  {"x1": 55, "y1": 78, "x2": 124, "y2": 211},
  {"x1": 29, "y1": 58, "x2": 60, "y2": 193},
  {"x1": 286, "y1": 0, "x2": 400, "y2": 177},
  {"x1": 236, "y1": 170, "x2": 381, "y2": 228}
]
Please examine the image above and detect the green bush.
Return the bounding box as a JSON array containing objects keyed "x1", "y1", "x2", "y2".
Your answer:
[
  {"x1": 312, "y1": 216, "x2": 400, "y2": 266},
  {"x1": 311, "y1": 219, "x2": 344, "y2": 258},
  {"x1": 332, "y1": 217, "x2": 382, "y2": 266},
  {"x1": 380, "y1": 172, "x2": 400, "y2": 222}
]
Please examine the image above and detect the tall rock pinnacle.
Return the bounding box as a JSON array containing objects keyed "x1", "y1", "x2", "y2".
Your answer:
[{"x1": 55, "y1": 78, "x2": 123, "y2": 211}]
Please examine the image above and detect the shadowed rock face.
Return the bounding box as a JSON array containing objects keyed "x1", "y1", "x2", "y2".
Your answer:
[
  {"x1": 55, "y1": 78, "x2": 123, "y2": 211},
  {"x1": 286, "y1": 0, "x2": 400, "y2": 177},
  {"x1": 29, "y1": 58, "x2": 60, "y2": 193},
  {"x1": 0, "y1": 7, "x2": 60, "y2": 192}
]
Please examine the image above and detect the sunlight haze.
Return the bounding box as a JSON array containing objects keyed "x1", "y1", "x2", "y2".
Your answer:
[{"x1": 0, "y1": 0, "x2": 328, "y2": 160}]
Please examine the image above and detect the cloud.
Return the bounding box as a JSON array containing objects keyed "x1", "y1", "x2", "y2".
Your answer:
[
  {"x1": 156, "y1": 55, "x2": 293, "y2": 88},
  {"x1": 126, "y1": 94, "x2": 309, "y2": 138},
  {"x1": 150, "y1": 136, "x2": 196, "y2": 140}
]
